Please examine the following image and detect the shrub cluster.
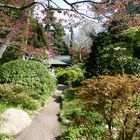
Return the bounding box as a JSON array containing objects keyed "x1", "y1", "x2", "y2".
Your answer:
[
  {"x1": 55, "y1": 66, "x2": 84, "y2": 86},
  {"x1": 0, "y1": 60, "x2": 56, "y2": 101},
  {"x1": 0, "y1": 133, "x2": 13, "y2": 140},
  {"x1": 60, "y1": 88, "x2": 105, "y2": 140},
  {"x1": 77, "y1": 75, "x2": 140, "y2": 140},
  {"x1": 0, "y1": 84, "x2": 40, "y2": 110}
]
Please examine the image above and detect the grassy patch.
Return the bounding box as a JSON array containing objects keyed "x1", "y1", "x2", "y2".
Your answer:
[
  {"x1": 0, "y1": 103, "x2": 8, "y2": 113},
  {"x1": 0, "y1": 133, "x2": 13, "y2": 140}
]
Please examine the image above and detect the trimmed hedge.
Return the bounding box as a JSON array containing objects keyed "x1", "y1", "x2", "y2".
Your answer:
[{"x1": 0, "y1": 60, "x2": 56, "y2": 100}]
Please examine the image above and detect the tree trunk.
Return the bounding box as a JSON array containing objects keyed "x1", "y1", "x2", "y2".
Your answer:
[
  {"x1": 0, "y1": 31, "x2": 14, "y2": 59},
  {"x1": 0, "y1": 6, "x2": 30, "y2": 59},
  {"x1": 0, "y1": 43, "x2": 8, "y2": 58},
  {"x1": 70, "y1": 25, "x2": 74, "y2": 48}
]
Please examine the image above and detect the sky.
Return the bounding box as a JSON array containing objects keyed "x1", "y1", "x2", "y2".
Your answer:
[
  {"x1": 34, "y1": 0, "x2": 104, "y2": 34},
  {"x1": 52, "y1": 0, "x2": 73, "y2": 8}
]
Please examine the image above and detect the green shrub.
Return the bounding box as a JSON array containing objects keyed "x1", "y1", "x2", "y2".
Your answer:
[
  {"x1": 0, "y1": 84, "x2": 40, "y2": 110},
  {"x1": 61, "y1": 111, "x2": 105, "y2": 140},
  {"x1": 55, "y1": 67, "x2": 84, "y2": 86},
  {"x1": 0, "y1": 133, "x2": 13, "y2": 140},
  {"x1": 0, "y1": 45, "x2": 21, "y2": 64},
  {"x1": 0, "y1": 60, "x2": 56, "y2": 100},
  {"x1": 60, "y1": 88, "x2": 105, "y2": 140},
  {"x1": 124, "y1": 58, "x2": 140, "y2": 74},
  {"x1": 0, "y1": 103, "x2": 7, "y2": 113}
]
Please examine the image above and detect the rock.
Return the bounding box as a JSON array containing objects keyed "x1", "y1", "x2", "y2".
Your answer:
[{"x1": 0, "y1": 108, "x2": 32, "y2": 135}]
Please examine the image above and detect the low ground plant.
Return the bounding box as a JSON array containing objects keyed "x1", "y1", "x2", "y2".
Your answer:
[
  {"x1": 0, "y1": 84, "x2": 40, "y2": 110},
  {"x1": 60, "y1": 88, "x2": 105, "y2": 140}
]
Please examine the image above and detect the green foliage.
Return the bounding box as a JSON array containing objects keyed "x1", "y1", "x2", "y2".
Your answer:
[
  {"x1": 0, "y1": 133, "x2": 13, "y2": 140},
  {"x1": 0, "y1": 60, "x2": 56, "y2": 101},
  {"x1": 85, "y1": 32, "x2": 113, "y2": 77},
  {"x1": 28, "y1": 19, "x2": 48, "y2": 49},
  {"x1": 121, "y1": 27, "x2": 140, "y2": 59},
  {"x1": 124, "y1": 57, "x2": 140, "y2": 74},
  {"x1": 0, "y1": 84, "x2": 40, "y2": 110},
  {"x1": 0, "y1": 103, "x2": 7, "y2": 113},
  {"x1": 86, "y1": 30, "x2": 140, "y2": 77},
  {"x1": 46, "y1": 23, "x2": 68, "y2": 55},
  {"x1": 97, "y1": 42, "x2": 140, "y2": 75},
  {"x1": 61, "y1": 111, "x2": 105, "y2": 140},
  {"x1": 55, "y1": 66, "x2": 84, "y2": 86},
  {"x1": 60, "y1": 88, "x2": 105, "y2": 140},
  {"x1": 0, "y1": 45, "x2": 21, "y2": 64}
]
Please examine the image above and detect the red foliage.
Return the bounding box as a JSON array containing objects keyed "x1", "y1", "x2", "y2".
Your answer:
[
  {"x1": 93, "y1": 0, "x2": 140, "y2": 30},
  {"x1": 0, "y1": 0, "x2": 53, "y2": 58}
]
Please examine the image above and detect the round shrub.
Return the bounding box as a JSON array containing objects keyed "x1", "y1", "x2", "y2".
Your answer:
[
  {"x1": 0, "y1": 60, "x2": 56, "y2": 100},
  {"x1": 55, "y1": 67, "x2": 84, "y2": 86},
  {"x1": 0, "y1": 84, "x2": 40, "y2": 110}
]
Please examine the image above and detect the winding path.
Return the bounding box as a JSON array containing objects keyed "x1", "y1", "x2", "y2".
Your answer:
[{"x1": 15, "y1": 85, "x2": 67, "y2": 140}]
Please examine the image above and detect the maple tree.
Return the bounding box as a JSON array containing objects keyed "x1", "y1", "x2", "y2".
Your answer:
[
  {"x1": 0, "y1": 0, "x2": 51, "y2": 60},
  {"x1": 0, "y1": 0, "x2": 140, "y2": 60},
  {"x1": 77, "y1": 75, "x2": 140, "y2": 140},
  {"x1": 92, "y1": 0, "x2": 140, "y2": 33},
  {"x1": 0, "y1": 0, "x2": 118, "y2": 60}
]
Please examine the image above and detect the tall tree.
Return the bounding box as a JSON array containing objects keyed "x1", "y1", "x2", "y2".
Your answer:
[
  {"x1": 85, "y1": 32, "x2": 112, "y2": 77},
  {"x1": 1, "y1": 0, "x2": 140, "y2": 59},
  {"x1": 46, "y1": 22, "x2": 69, "y2": 55}
]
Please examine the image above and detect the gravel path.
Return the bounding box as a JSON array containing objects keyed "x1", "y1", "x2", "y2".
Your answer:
[{"x1": 15, "y1": 85, "x2": 67, "y2": 140}]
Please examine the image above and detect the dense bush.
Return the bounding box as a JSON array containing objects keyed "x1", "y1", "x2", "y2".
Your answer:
[
  {"x1": 96, "y1": 42, "x2": 140, "y2": 75},
  {"x1": 85, "y1": 29, "x2": 140, "y2": 77},
  {"x1": 0, "y1": 60, "x2": 56, "y2": 101},
  {"x1": 0, "y1": 84, "x2": 40, "y2": 110},
  {"x1": 60, "y1": 88, "x2": 105, "y2": 140},
  {"x1": 0, "y1": 133, "x2": 13, "y2": 140},
  {"x1": 77, "y1": 75, "x2": 140, "y2": 140},
  {"x1": 121, "y1": 27, "x2": 140, "y2": 59},
  {"x1": 55, "y1": 66, "x2": 84, "y2": 86},
  {"x1": 0, "y1": 45, "x2": 21, "y2": 64},
  {"x1": 124, "y1": 58, "x2": 140, "y2": 74},
  {"x1": 61, "y1": 111, "x2": 104, "y2": 140}
]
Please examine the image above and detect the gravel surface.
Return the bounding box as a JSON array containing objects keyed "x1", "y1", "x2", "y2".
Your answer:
[{"x1": 15, "y1": 85, "x2": 67, "y2": 140}]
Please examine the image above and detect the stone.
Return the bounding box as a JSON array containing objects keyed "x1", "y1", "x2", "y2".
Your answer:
[{"x1": 0, "y1": 108, "x2": 32, "y2": 135}]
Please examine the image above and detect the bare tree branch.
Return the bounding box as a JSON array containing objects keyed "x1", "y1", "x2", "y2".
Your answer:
[
  {"x1": 0, "y1": 2, "x2": 38, "y2": 10},
  {"x1": 63, "y1": 0, "x2": 110, "y2": 5},
  {"x1": 0, "y1": 0, "x2": 109, "y2": 11},
  {"x1": 0, "y1": 0, "x2": 110, "y2": 20}
]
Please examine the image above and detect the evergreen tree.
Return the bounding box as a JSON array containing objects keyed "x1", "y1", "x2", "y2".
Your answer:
[
  {"x1": 45, "y1": 23, "x2": 68, "y2": 55},
  {"x1": 28, "y1": 19, "x2": 48, "y2": 49},
  {"x1": 85, "y1": 32, "x2": 112, "y2": 77}
]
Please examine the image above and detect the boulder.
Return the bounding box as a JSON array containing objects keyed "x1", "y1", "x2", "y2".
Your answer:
[{"x1": 0, "y1": 108, "x2": 32, "y2": 135}]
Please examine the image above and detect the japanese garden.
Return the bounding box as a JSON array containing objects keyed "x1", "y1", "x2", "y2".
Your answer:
[{"x1": 0, "y1": 0, "x2": 140, "y2": 140}]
